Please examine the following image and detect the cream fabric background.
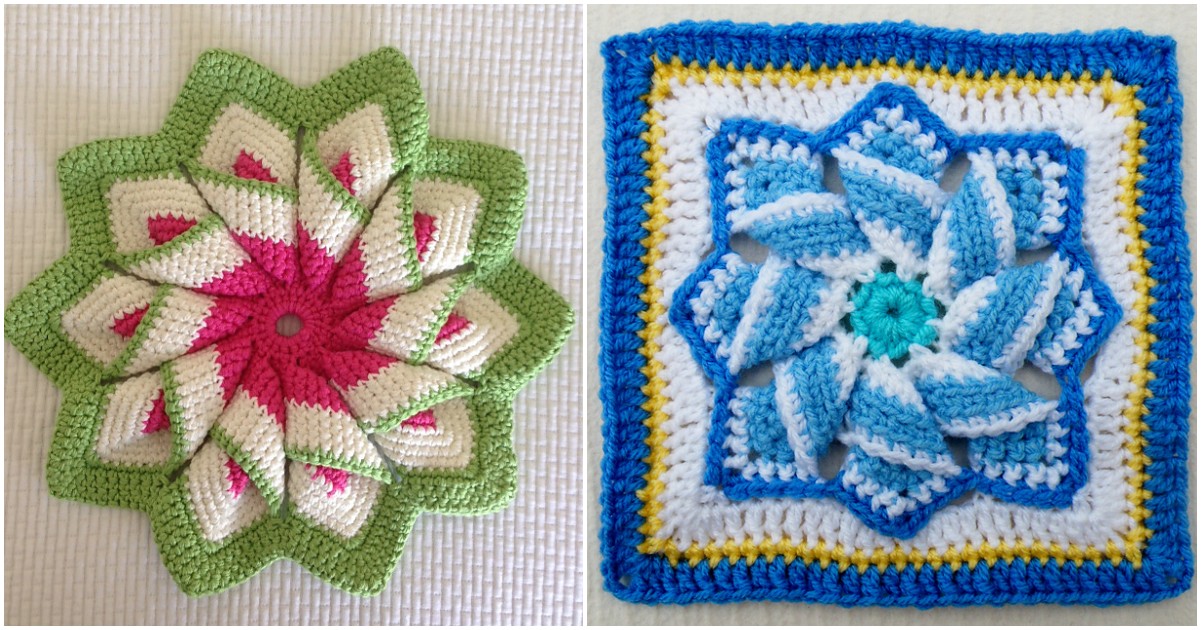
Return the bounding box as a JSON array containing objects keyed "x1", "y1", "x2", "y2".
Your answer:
[
  {"x1": 586, "y1": 4, "x2": 1197, "y2": 625},
  {"x1": 4, "y1": 5, "x2": 582, "y2": 625}
]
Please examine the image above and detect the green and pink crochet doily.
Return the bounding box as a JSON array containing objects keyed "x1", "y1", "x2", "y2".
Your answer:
[{"x1": 5, "y1": 48, "x2": 572, "y2": 596}]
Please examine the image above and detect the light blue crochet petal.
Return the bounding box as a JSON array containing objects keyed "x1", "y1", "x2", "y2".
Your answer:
[
  {"x1": 971, "y1": 421, "x2": 1050, "y2": 468},
  {"x1": 846, "y1": 104, "x2": 951, "y2": 181},
  {"x1": 840, "y1": 168, "x2": 938, "y2": 259},
  {"x1": 847, "y1": 381, "x2": 946, "y2": 455},
  {"x1": 905, "y1": 349, "x2": 1071, "y2": 503},
  {"x1": 725, "y1": 337, "x2": 855, "y2": 480},
  {"x1": 743, "y1": 202, "x2": 871, "y2": 264},
  {"x1": 691, "y1": 254, "x2": 759, "y2": 366},
  {"x1": 731, "y1": 383, "x2": 794, "y2": 466},
  {"x1": 942, "y1": 256, "x2": 1079, "y2": 374},
  {"x1": 777, "y1": 337, "x2": 855, "y2": 461},
  {"x1": 939, "y1": 173, "x2": 1004, "y2": 291},
  {"x1": 1025, "y1": 266, "x2": 1105, "y2": 372},
  {"x1": 742, "y1": 157, "x2": 824, "y2": 209},
  {"x1": 839, "y1": 360, "x2": 963, "y2": 536},
  {"x1": 727, "y1": 256, "x2": 829, "y2": 373},
  {"x1": 909, "y1": 351, "x2": 1057, "y2": 439},
  {"x1": 997, "y1": 164, "x2": 1047, "y2": 249}
]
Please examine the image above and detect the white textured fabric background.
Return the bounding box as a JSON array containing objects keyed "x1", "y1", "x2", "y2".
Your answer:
[
  {"x1": 4, "y1": 5, "x2": 582, "y2": 625},
  {"x1": 586, "y1": 5, "x2": 1197, "y2": 625}
]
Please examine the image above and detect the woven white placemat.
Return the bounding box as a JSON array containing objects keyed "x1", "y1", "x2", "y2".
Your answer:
[{"x1": 4, "y1": 5, "x2": 582, "y2": 624}]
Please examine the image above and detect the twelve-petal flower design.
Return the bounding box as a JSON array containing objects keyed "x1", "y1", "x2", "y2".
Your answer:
[
  {"x1": 672, "y1": 83, "x2": 1121, "y2": 538},
  {"x1": 5, "y1": 49, "x2": 572, "y2": 595}
]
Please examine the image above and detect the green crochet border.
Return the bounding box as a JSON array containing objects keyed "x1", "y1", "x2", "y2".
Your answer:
[{"x1": 4, "y1": 48, "x2": 573, "y2": 596}]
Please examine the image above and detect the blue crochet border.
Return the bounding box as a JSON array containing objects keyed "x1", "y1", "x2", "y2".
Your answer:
[
  {"x1": 667, "y1": 83, "x2": 1122, "y2": 539},
  {"x1": 599, "y1": 21, "x2": 1192, "y2": 606}
]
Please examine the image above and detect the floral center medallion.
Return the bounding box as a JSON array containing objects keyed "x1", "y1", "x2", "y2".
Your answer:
[{"x1": 848, "y1": 271, "x2": 938, "y2": 360}]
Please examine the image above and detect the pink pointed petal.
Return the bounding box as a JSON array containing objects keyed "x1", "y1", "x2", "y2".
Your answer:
[
  {"x1": 436, "y1": 312, "x2": 471, "y2": 344},
  {"x1": 413, "y1": 212, "x2": 436, "y2": 262},
  {"x1": 401, "y1": 408, "x2": 437, "y2": 431},
  {"x1": 297, "y1": 220, "x2": 341, "y2": 290},
  {"x1": 141, "y1": 390, "x2": 171, "y2": 434},
  {"x1": 146, "y1": 214, "x2": 198, "y2": 245},
  {"x1": 232, "y1": 149, "x2": 279, "y2": 183},
  {"x1": 239, "y1": 354, "x2": 287, "y2": 429},
  {"x1": 332, "y1": 296, "x2": 393, "y2": 350},
  {"x1": 111, "y1": 305, "x2": 149, "y2": 339},
  {"x1": 198, "y1": 103, "x2": 297, "y2": 187},
  {"x1": 231, "y1": 233, "x2": 297, "y2": 285},
  {"x1": 310, "y1": 465, "x2": 350, "y2": 497},
  {"x1": 189, "y1": 297, "x2": 254, "y2": 352},
  {"x1": 213, "y1": 335, "x2": 254, "y2": 403},
  {"x1": 278, "y1": 361, "x2": 351, "y2": 413},
  {"x1": 322, "y1": 349, "x2": 397, "y2": 390},
  {"x1": 330, "y1": 151, "x2": 357, "y2": 194},
  {"x1": 196, "y1": 260, "x2": 274, "y2": 297},
  {"x1": 225, "y1": 457, "x2": 251, "y2": 498},
  {"x1": 328, "y1": 237, "x2": 370, "y2": 310}
]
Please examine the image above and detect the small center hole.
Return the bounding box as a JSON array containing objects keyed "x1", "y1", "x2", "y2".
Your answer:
[{"x1": 276, "y1": 313, "x2": 303, "y2": 337}]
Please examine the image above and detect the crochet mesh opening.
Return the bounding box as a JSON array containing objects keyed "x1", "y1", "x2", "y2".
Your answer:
[
  {"x1": 1015, "y1": 245, "x2": 1055, "y2": 267},
  {"x1": 1014, "y1": 361, "x2": 1062, "y2": 400},
  {"x1": 817, "y1": 440, "x2": 848, "y2": 480},
  {"x1": 939, "y1": 153, "x2": 970, "y2": 192},
  {"x1": 821, "y1": 153, "x2": 845, "y2": 194},
  {"x1": 945, "y1": 436, "x2": 971, "y2": 468},
  {"x1": 275, "y1": 313, "x2": 303, "y2": 337},
  {"x1": 728, "y1": 231, "x2": 769, "y2": 264},
  {"x1": 947, "y1": 490, "x2": 977, "y2": 507},
  {"x1": 737, "y1": 360, "x2": 774, "y2": 388}
]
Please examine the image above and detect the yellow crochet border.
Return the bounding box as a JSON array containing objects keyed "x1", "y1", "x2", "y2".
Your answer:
[{"x1": 634, "y1": 57, "x2": 1157, "y2": 572}]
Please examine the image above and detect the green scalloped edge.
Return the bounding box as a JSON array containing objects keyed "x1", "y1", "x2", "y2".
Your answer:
[
  {"x1": 5, "y1": 47, "x2": 573, "y2": 597},
  {"x1": 415, "y1": 138, "x2": 527, "y2": 276},
  {"x1": 398, "y1": 258, "x2": 575, "y2": 515}
]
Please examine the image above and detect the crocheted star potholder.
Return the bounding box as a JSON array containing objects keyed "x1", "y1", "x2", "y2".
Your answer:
[
  {"x1": 599, "y1": 22, "x2": 1192, "y2": 607},
  {"x1": 5, "y1": 48, "x2": 572, "y2": 596}
]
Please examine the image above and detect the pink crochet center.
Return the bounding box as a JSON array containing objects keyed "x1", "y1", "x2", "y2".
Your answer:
[{"x1": 98, "y1": 137, "x2": 478, "y2": 512}]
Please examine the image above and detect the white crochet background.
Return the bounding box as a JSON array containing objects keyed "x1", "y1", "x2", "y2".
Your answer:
[{"x1": 4, "y1": 5, "x2": 582, "y2": 625}]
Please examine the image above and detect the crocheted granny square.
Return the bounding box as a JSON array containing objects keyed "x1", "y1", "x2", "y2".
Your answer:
[
  {"x1": 6, "y1": 48, "x2": 572, "y2": 596},
  {"x1": 599, "y1": 21, "x2": 1192, "y2": 607}
]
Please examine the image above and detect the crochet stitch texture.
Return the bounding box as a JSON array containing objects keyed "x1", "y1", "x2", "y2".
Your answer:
[
  {"x1": 5, "y1": 48, "x2": 572, "y2": 596},
  {"x1": 599, "y1": 21, "x2": 1192, "y2": 607}
]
